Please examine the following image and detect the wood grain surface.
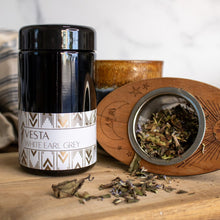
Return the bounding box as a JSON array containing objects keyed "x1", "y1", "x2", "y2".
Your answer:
[
  {"x1": 0, "y1": 152, "x2": 220, "y2": 220},
  {"x1": 97, "y1": 78, "x2": 220, "y2": 175}
]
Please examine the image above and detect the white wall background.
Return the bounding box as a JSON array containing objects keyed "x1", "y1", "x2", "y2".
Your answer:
[{"x1": 1, "y1": 0, "x2": 220, "y2": 87}]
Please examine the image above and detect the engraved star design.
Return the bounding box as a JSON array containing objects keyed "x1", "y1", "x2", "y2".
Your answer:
[
  {"x1": 117, "y1": 146, "x2": 122, "y2": 150},
  {"x1": 126, "y1": 151, "x2": 133, "y2": 157},
  {"x1": 142, "y1": 83, "x2": 150, "y2": 91},
  {"x1": 108, "y1": 108, "x2": 116, "y2": 117},
  {"x1": 129, "y1": 86, "x2": 142, "y2": 97}
]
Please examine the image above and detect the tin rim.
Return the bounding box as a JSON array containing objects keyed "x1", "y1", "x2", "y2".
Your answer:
[{"x1": 128, "y1": 87, "x2": 206, "y2": 166}]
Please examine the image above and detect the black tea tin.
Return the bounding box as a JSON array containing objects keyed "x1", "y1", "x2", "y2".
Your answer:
[{"x1": 18, "y1": 25, "x2": 96, "y2": 175}]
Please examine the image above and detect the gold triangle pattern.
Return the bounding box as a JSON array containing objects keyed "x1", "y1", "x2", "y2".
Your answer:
[
  {"x1": 31, "y1": 150, "x2": 37, "y2": 156},
  {"x1": 43, "y1": 113, "x2": 52, "y2": 116},
  {"x1": 72, "y1": 113, "x2": 83, "y2": 126},
  {"x1": 58, "y1": 115, "x2": 68, "y2": 128},
  {"x1": 84, "y1": 110, "x2": 97, "y2": 126},
  {"x1": 41, "y1": 113, "x2": 53, "y2": 128},
  {"x1": 29, "y1": 113, "x2": 37, "y2": 127},
  {"x1": 21, "y1": 150, "x2": 27, "y2": 165},
  {"x1": 58, "y1": 152, "x2": 68, "y2": 163},
  {"x1": 21, "y1": 110, "x2": 96, "y2": 129},
  {"x1": 29, "y1": 113, "x2": 37, "y2": 120},
  {"x1": 29, "y1": 160, "x2": 39, "y2": 168},
  {"x1": 44, "y1": 165, "x2": 51, "y2": 170},
  {"x1": 21, "y1": 157, "x2": 27, "y2": 165},
  {"x1": 75, "y1": 162, "x2": 81, "y2": 169},
  {"x1": 43, "y1": 158, "x2": 53, "y2": 170},
  {"x1": 19, "y1": 147, "x2": 96, "y2": 170},
  {"x1": 86, "y1": 149, "x2": 92, "y2": 164}
]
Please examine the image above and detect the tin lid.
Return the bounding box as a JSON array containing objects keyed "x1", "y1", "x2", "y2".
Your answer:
[{"x1": 19, "y1": 24, "x2": 96, "y2": 51}]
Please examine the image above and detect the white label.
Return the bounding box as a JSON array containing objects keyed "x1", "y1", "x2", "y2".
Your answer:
[{"x1": 18, "y1": 110, "x2": 97, "y2": 170}]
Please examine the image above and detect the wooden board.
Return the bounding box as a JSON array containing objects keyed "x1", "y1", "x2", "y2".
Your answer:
[
  {"x1": 0, "y1": 152, "x2": 220, "y2": 220},
  {"x1": 97, "y1": 78, "x2": 220, "y2": 175}
]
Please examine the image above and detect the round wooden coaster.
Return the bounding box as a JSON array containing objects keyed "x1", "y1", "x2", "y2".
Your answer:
[{"x1": 97, "y1": 77, "x2": 220, "y2": 176}]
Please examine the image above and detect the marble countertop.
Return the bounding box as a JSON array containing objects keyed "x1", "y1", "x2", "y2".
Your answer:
[{"x1": 1, "y1": 0, "x2": 220, "y2": 87}]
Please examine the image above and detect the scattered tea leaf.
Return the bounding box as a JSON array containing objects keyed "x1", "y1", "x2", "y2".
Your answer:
[
  {"x1": 188, "y1": 192, "x2": 195, "y2": 195},
  {"x1": 52, "y1": 175, "x2": 92, "y2": 198},
  {"x1": 51, "y1": 153, "x2": 187, "y2": 206},
  {"x1": 176, "y1": 190, "x2": 188, "y2": 194},
  {"x1": 163, "y1": 185, "x2": 176, "y2": 193},
  {"x1": 99, "y1": 177, "x2": 121, "y2": 190},
  {"x1": 113, "y1": 198, "x2": 122, "y2": 205},
  {"x1": 75, "y1": 191, "x2": 111, "y2": 202},
  {"x1": 78, "y1": 199, "x2": 85, "y2": 204},
  {"x1": 125, "y1": 198, "x2": 139, "y2": 204},
  {"x1": 75, "y1": 191, "x2": 91, "y2": 200},
  {"x1": 128, "y1": 153, "x2": 141, "y2": 174}
]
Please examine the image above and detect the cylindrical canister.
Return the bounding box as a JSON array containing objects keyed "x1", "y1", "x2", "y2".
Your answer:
[
  {"x1": 18, "y1": 25, "x2": 97, "y2": 175},
  {"x1": 94, "y1": 60, "x2": 163, "y2": 103}
]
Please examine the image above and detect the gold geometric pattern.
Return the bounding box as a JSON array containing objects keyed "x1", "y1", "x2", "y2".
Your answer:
[
  {"x1": 31, "y1": 150, "x2": 37, "y2": 156},
  {"x1": 29, "y1": 113, "x2": 37, "y2": 127},
  {"x1": 20, "y1": 110, "x2": 96, "y2": 129},
  {"x1": 43, "y1": 158, "x2": 53, "y2": 170},
  {"x1": 72, "y1": 113, "x2": 83, "y2": 127},
  {"x1": 18, "y1": 110, "x2": 97, "y2": 170},
  {"x1": 41, "y1": 113, "x2": 53, "y2": 128},
  {"x1": 75, "y1": 162, "x2": 81, "y2": 169},
  {"x1": 20, "y1": 150, "x2": 27, "y2": 166},
  {"x1": 58, "y1": 115, "x2": 69, "y2": 128},
  {"x1": 86, "y1": 149, "x2": 92, "y2": 164},
  {"x1": 58, "y1": 151, "x2": 68, "y2": 163},
  {"x1": 19, "y1": 146, "x2": 96, "y2": 170}
]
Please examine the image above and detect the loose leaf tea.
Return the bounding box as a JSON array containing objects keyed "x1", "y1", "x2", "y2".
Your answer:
[
  {"x1": 75, "y1": 191, "x2": 111, "y2": 204},
  {"x1": 99, "y1": 177, "x2": 141, "y2": 205},
  {"x1": 128, "y1": 153, "x2": 141, "y2": 174},
  {"x1": 52, "y1": 175, "x2": 111, "y2": 204},
  {"x1": 52, "y1": 175, "x2": 93, "y2": 198},
  {"x1": 98, "y1": 171, "x2": 176, "y2": 205},
  {"x1": 52, "y1": 154, "x2": 192, "y2": 205},
  {"x1": 98, "y1": 153, "x2": 178, "y2": 205},
  {"x1": 136, "y1": 105, "x2": 199, "y2": 160},
  {"x1": 176, "y1": 190, "x2": 188, "y2": 194}
]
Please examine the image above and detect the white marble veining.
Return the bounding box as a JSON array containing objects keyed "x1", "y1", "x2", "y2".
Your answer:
[{"x1": 1, "y1": 0, "x2": 220, "y2": 87}]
